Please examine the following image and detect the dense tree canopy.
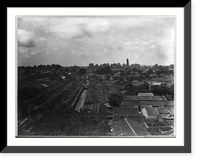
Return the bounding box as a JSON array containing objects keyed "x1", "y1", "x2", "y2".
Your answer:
[
  {"x1": 108, "y1": 93, "x2": 123, "y2": 107},
  {"x1": 78, "y1": 68, "x2": 87, "y2": 75},
  {"x1": 96, "y1": 66, "x2": 111, "y2": 75}
]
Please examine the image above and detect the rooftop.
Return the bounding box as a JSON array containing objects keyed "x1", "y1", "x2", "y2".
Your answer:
[
  {"x1": 84, "y1": 86, "x2": 99, "y2": 104},
  {"x1": 149, "y1": 82, "x2": 162, "y2": 85},
  {"x1": 147, "y1": 127, "x2": 173, "y2": 136},
  {"x1": 144, "y1": 107, "x2": 159, "y2": 116},
  {"x1": 165, "y1": 101, "x2": 174, "y2": 107},
  {"x1": 138, "y1": 93, "x2": 154, "y2": 96},
  {"x1": 161, "y1": 129, "x2": 174, "y2": 136},
  {"x1": 123, "y1": 95, "x2": 167, "y2": 101},
  {"x1": 113, "y1": 107, "x2": 142, "y2": 121},
  {"x1": 145, "y1": 121, "x2": 165, "y2": 128},
  {"x1": 157, "y1": 107, "x2": 174, "y2": 114},
  {"x1": 110, "y1": 118, "x2": 137, "y2": 136},
  {"x1": 126, "y1": 118, "x2": 151, "y2": 136},
  {"x1": 162, "y1": 119, "x2": 174, "y2": 127},
  {"x1": 110, "y1": 118, "x2": 150, "y2": 136},
  {"x1": 114, "y1": 107, "x2": 140, "y2": 114},
  {"x1": 140, "y1": 100, "x2": 167, "y2": 106},
  {"x1": 18, "y1": 118, "x2": 35, "y2": 133},
  {"x1": 122, "y1": 100, "x2": 140, "y2": 106}
]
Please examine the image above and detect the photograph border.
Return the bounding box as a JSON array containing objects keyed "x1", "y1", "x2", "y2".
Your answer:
[
  {"x1": 15, "y1": 14, "x2": 176, "y2": 139},
  {"x1": 2, "y1": 2, "x2": 191, "y2": 153}
]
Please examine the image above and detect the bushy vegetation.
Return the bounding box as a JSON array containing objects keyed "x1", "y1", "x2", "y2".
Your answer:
[
  {"x1": 96, "y1": 66, "x2": 111, "y2": 75},
  {"x1": 108, "y1": 93, "x2": 123, "y2": 107},
  {"x1": 31, "y1": 107, "x2": 110, "y2": 136}
]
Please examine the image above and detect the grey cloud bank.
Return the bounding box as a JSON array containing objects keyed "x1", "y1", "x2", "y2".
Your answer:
[{"x1": 17, "y1": 16, "x2": 175, "y2": 66}]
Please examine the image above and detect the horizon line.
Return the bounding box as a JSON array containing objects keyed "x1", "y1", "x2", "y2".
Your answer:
[{"x1": 18, "y1": 63, "x2": 174, "y2": 67}]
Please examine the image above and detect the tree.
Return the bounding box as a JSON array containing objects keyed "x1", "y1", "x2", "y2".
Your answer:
[
  {"x1": 70, "y1": 76, "x2": 76, "y2": 81},
  {"x1": 139, "y1": 82, "x2": 149, "y2": 90},
  {"x1": 151, "y1": 85, "x2": 160, "y2": 95},
  {"x1": 117, "y1": 63, "x2": 121, "y2": 67},
  {"x1": 169, "y1": 84, "x2": 174, "y2": 99},
  {"x1": 132, "y1": 67, "x2": 139, "y2": 72},
  {"x1": 108, "y1": 93, "x2": 123, "y2": 107},
  {"x1": 104, "y1": 66, "x2": 111, "y2": 74},
  {"x1": 152, "y1": 64, "x2": 159, "y2": 71},
  {"x1": 125, "y1": 82, "x2": 133, "y2": 89},
  {"x1": 126, "y1": 76, "x2": 136, "y2": 82},
  {"x1": 19, "y1": 103, "x2": 35, "y2": 118},
  {"x1": 105, "y1": 74, "x2": 110, "y2": 80},
  {"x1": 148, "y1": 68, "x2": 153, "y2": 74},
  {"x1": 58, "y1": 76, "x2": 64, "y2": 83},
  {"x1": 78, "y1": 68, "x2": 87, "y2": 75},
  {"x1": 50, "y1": 71, "x2": 59, "y2": 80},
  {"x1": 89, "y1": 63, "x2": 94, "y2": 67},
  {"x1": 96, "y1": 66, "x2": 111, "y2": 75},
  {"x1": 70, "y1": 65, "x2": 79, "y2": 72},
  {"x1": 124, "y1": 82, "x2": 138, "y2": 95}
]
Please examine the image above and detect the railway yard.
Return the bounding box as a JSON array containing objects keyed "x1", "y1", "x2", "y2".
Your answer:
[{"x1": 18, "y1": 76, "x2": 121, "y2": 136}]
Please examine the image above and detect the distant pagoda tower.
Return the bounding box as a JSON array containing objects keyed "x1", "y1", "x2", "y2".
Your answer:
[{"x1": 126, "y1": 58, "x2": 129, "y2": 66}]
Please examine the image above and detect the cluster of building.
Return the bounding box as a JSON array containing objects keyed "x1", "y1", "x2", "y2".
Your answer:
[{"x1": 107, "y1": 92, "x2": 174, "y2": 136}]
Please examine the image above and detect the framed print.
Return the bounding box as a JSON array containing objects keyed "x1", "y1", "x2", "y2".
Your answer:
[{"x1": 2, "y1": 2, "x2": 191, "y2": 153}]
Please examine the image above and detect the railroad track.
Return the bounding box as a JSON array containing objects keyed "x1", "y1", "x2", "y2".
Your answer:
[{"x1": 41, "y1": 84, "x2": 84, "y2": 128}]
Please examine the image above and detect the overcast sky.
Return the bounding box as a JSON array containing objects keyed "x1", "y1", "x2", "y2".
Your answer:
[{"x1": 17, "y1": 16, "x2": 175, "y2": 66}]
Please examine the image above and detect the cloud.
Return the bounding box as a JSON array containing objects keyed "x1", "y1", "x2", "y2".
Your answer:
[
  {"x1": 18, "y1": 29, "x2": 35, "y2": 47},
  {"x1": 48, "y1": 18, "x2": 110, "y2": 40},
  {"x1": 17, "y1": 17, "x2": 175, "y2": 66},
  {"x1": 85, "y1": 18, "x2": 110, "y2": 32},
  {"x1": 18, "y1": 18, "x2": 49, "y2": 31},
  {"x1": 49, "y1": 23, "x2": 82, "y2": 39}
]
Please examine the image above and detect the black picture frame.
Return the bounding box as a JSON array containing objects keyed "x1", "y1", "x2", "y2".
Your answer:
[{"x1": 2, "y1": 2, "x2": 191, "y2": 153}]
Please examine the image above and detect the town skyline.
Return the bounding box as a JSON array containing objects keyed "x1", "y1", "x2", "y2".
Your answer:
[
  {"x1": 17, "y1": 62, "x2": 174, "y2": 67},
  {"x1": 17, "y1": 58, "x2": 174, "y2": 67}
]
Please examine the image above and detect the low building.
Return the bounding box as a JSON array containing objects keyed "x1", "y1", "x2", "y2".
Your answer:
[
  {"x1": 113, "y1": 71, "x2": 121, "y2": 76},
  {"x1": 162, "y1": 119, "x2": 174, "y2": 127},
  {"x1": 132, "y1": 80, "x2": 141, "y2": 86},
  {"x1": 142, "y1": 107, "x2": 159, "y2": 120},
  {"x1": 165, "y1": 95, "x2": 173, "y2": 101},
  {"x1": 149, "y1": 81, "x2": 162, "y2": 86},
  {"x1": 144, "y1": 120, "x2": 165, "y2": 128},
  {"x1": 123, "y1": 95, "x2": 167, "y2": 101},
  {"x1": 121, "y1": 100, "x2": 140, "y2": 106},
  {"x1": 149, "y1": 82, "x2": 163, "y2": 90},
  {"x1": 110, "y1": 118, "x2": 151, "y2": 136},
  {"x1": 110, "y1": 118, "x2": 137, "y2": 136},
  {"x1": 138, "y1": 93, "x2": 154, "y2": 96},
  {"x1": 126, "y1": 118, "x2": 151, "y2": 136},
  {"x1": 149, "y1": 74, "x2": 157, "y2": 78},
  {"x1": 18, "y1": 118, "x2": 35, "y2": 134},
  {"x1": 123, "y1": 95, "x2": 167, "y2": 107},
  {"x1": 160, "y1": 128, "x2": 174, "y2": 136},
  {"x1": 83, "y1": 85, "x2": 100, "y2": 112},
  {"x1": 165, "y1": 101, "x2": 174, "y2": 107},
  {"x1": 104, "y1": 103, "x2": 111, "y2": 108},
  {"x1": 146, "y1": 120, "x2": 174, "y2": 135},
  {"x1": 157, "y1": 107, "x2": 174, "y2": 115},
  {"x1": 140, "y1": 100, "x2": 167, "y2": 107},
  {"x1": 61, "y1": 76, "x2": 66, "y2": 80},
  {"x1": 113, "y1": 106, "x2": 142, "y2": 121}
]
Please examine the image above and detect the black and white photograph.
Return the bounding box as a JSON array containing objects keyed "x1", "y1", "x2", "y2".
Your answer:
[{"x1": 17, "y1": 16, "x2": 175, "y2": 137}]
